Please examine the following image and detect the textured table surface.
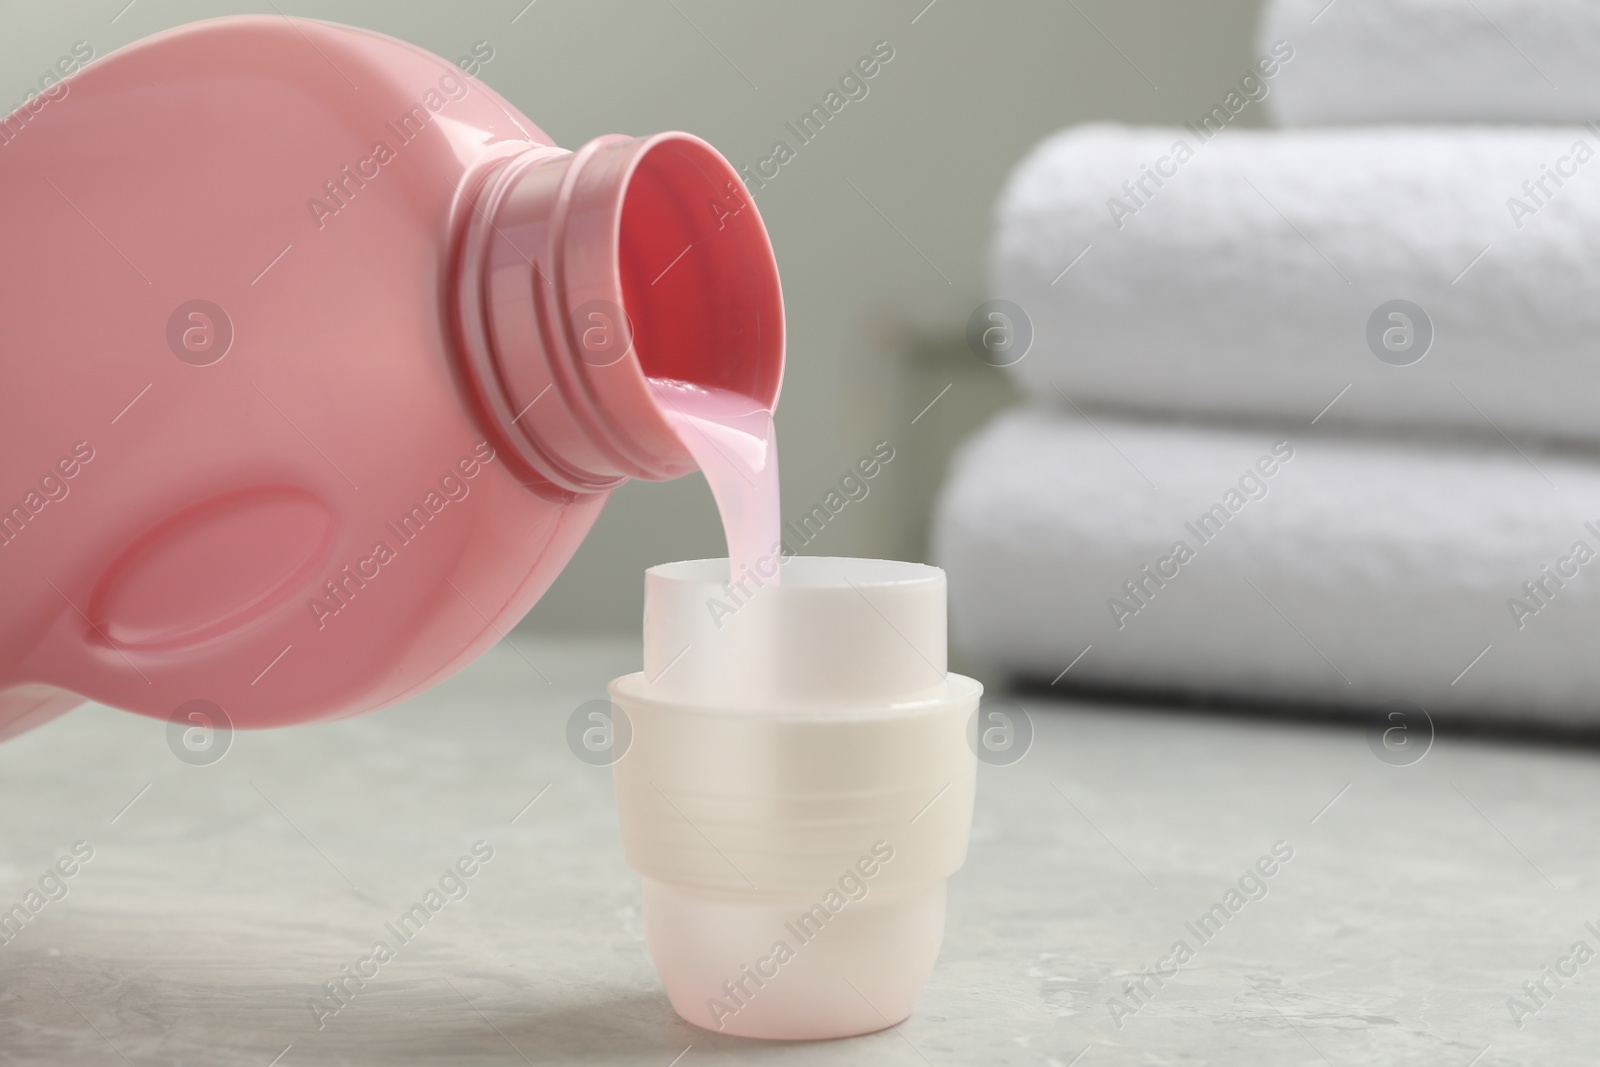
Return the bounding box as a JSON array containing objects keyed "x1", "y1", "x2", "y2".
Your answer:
[{"x1": 1, "y1": 637, "x2": 1594, "y2": 1066}]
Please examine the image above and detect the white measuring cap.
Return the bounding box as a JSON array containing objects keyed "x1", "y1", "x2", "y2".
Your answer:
[{"x1": 609, "y1": 557, "x2": 979, "y2": 1040}]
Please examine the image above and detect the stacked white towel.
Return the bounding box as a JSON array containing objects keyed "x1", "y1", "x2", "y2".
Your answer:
[
  {"x1": 935, "y1": 411, "x2": 1600, "y2": 723},
  {"x1": 992, "y1": 123, "x2": 1600, "y2": 442},
  {"x1": 937, "y1": 2, "x2": 1600, "y2": 721},
  {"x1": 1261, "y1": 0, "x2": 1600, "y2": 126}
]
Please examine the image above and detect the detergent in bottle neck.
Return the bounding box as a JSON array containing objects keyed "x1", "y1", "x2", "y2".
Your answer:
[{"x1": 0, "y1": 16, "x2": 783, "y2": 742}]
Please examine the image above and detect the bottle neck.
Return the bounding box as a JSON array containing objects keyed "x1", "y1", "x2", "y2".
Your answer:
[{"x1": 452, "y1": 132, "x2": 784, "y2": 495}]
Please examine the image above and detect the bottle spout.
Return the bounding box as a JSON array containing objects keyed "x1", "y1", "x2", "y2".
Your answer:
[{"x1": 453, "y1": 132, "x2": 784, "y2": 495}]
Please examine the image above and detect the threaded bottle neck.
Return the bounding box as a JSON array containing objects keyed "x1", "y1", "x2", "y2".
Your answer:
[{"x1": 452, "y1": 132, "x2": 784, "y2": 496}]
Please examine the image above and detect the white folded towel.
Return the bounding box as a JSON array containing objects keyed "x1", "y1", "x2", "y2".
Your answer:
[
  {"x1": 934, "y1": 408, "x2": 1600, "y2": 724},
  {"x1": 992, "y1": 123, "x2": 1600, "y2": 445},
  {"x1": 1260, "y1": 0, "x2": 1600, "y2": 125}
]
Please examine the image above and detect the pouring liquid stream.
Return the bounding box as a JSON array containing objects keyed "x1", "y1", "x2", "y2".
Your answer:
[{"x1": 646, "y1": 378, "x2": 780, "y2": 584}]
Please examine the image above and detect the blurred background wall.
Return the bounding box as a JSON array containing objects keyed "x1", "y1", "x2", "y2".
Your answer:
[{"x1": 1, "y1": 0, "x2": 1264, "y2": 634}]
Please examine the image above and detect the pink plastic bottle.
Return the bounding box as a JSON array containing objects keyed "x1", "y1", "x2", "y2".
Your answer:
[{"x1": 0, "y1": 17, "x2": 783, "y2": 742}]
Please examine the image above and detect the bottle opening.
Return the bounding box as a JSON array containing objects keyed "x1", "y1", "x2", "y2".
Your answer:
[
  {"x1": 618, "y1": 137, "x2": 783, "y2": 409},
  {"x1": 455, "y1": 132, "x2": 783, "y2": 495}
]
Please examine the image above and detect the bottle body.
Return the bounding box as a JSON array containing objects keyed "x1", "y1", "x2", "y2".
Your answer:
[{"x1": 0, "y1": 17, "x2": 783, "y2": 738}]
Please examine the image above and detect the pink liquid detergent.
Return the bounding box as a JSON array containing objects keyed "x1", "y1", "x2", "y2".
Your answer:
[
  {"x1": 0, "y1": 16, "x2": 784, "y2": 741},
  {"x1": 647, "y1": 379, "x2": 780, "y2": 581}
]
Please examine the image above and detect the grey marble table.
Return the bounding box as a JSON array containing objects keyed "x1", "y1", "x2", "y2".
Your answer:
[{"x1": 1, "y1": 637, "x2": 1594, "y2": 1066}]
